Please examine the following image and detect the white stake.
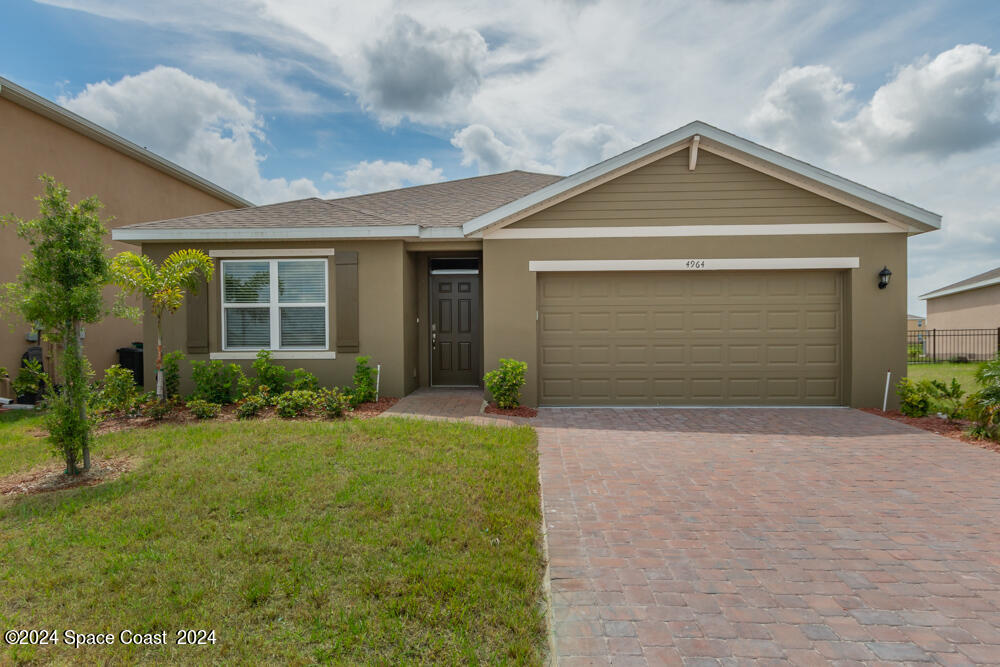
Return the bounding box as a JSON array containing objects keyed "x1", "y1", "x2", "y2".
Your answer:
[
  {"x1": 882, "y1": 370, "x2": 892, "y2": 412},
  {"x1": 375, "y1": 364, "x2": 381, "y2": 401}
]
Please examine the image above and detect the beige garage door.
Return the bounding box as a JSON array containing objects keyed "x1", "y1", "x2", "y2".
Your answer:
[{"x1": 537, "y1": 270, "x2": 844, "y2": 405}]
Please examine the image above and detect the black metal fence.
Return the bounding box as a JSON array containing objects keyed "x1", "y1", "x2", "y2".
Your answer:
[{"x1": 907, "y1": 328, "x2": 1000, "y2": 364}]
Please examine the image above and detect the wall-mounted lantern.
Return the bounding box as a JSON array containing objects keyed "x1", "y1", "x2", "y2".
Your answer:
[{"x1": 878, "y1": 266, "x2": 892, "y2": 290}]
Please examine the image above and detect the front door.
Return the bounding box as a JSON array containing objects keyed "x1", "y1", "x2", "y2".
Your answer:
[{"x1": 431, "y1": 274, "x2": 480, "y2": 386}]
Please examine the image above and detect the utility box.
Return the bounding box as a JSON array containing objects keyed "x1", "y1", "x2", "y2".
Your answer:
[{"x1": 116, "y1": 346, "x2": 144, "y2": 387}]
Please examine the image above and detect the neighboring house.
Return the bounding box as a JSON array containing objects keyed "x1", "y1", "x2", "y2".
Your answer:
[
  {"x1": 921, "y1": 266, "x2": 1000, "y2": 330},
  {"x1": 907, "y1": 314, "x2": 926, "y2": 332},
  {"x1": 113, "y1": 121, "x2": 941, "y2": 408},
  {"x1": 0, "y1": 76, "x2": 249, "y2": 394}
]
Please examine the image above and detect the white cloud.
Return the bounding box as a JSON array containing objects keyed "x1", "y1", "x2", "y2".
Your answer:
[
  {"x1": 450, "y1": 124, "x2": 554, "y2": 174},
  {"x1": 551, "y1": 124, "x2": 634, "y2": 174},
  {"x1": 60, "y1": 66, "x2": 326, "y2": 204},
  {"x1": 324, "y1": 158, "x2": 444, "y2": 195}
]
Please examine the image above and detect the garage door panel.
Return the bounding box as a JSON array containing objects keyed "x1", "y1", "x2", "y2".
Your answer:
[{"x1": 538, "y1": 270, "x2": 844, "y2": 405}]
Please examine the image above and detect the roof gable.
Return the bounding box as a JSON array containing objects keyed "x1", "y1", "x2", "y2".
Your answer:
[
  {"x1": 921, "y1": 266, "x2": 1000, "y2": 300},
  {"x1": 463, "y1": 121, "x2": 941, "y2": 237}
]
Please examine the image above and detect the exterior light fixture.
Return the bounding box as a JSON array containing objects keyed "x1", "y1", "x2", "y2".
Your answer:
[{"x1": 878, "y1": 266, "x2": 892, "y2": 289}]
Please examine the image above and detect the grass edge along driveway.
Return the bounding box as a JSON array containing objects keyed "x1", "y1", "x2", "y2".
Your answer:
[{"x1": 0, "y1": 417, "x2": 546, "y2": 665}]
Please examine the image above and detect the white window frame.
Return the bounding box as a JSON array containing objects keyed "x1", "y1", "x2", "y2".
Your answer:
[{"x1": 220, "y1": 258, "x2": 329, "y2": 352}]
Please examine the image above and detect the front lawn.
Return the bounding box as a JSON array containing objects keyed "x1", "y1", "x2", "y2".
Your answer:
[
  {"x1": 0, "y1": 417, "x2": 544, "y2": 664},
  {"x1": 906, "y1": 362, "x2": 981, "y2": 394}
]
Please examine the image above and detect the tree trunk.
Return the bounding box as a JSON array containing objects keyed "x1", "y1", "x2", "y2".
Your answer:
[
  {"x1": 76, "y1": 321, "x2": 90, "y2": 471},
  {"x1": 156, "y1": 317, "x2": 165, "y2": 401}
]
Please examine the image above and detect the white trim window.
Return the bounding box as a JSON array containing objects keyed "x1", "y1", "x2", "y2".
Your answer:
[{"x1": 221, "y1": 258, "x2": 329, "y2": 351}]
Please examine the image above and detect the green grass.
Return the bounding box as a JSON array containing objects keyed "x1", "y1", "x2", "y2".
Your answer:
[
  {"x1": 0, "y1": 417, "x2": 545, "y2": 664},
  {"x1": 907, "y1": 362, "x2": 982, "y2": 395},
  {"x1": 0, "y1": 409, "x2": 49, "y2": 477}
]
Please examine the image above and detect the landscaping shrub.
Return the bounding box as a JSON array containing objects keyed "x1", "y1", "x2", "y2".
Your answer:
[
  {"x1": 162, "y1": 350, "x2": 185, "y2": 399},
  {"x1": 896, "y1": 377, "x2": 933, "y2": 417},
  {"x1": 95, "y1": 364, "x2": 141, "y2": 414},
  {"x1": 252, "y1": 350, "x2": 288, "y2": 395},
  {"x1": 968, "y1": 357, "x2": 1000, "y2": 440},
  {"x1": 12, "y1": 359, "x2": 47, "y2": 402},
  {"x1": 190, "y1": 359, "x2": 245, "y2": 404},
  {"x1": 926, "y1": 378, "x2": 966, "y2": 420},
  {"x1": 289, "y1": 367, "x2": 320, "y2": 392},
  {"x1": 275, "y1": 390, "x2": 318, "y2": 418},
  {"x1": 145, "y1": 398, "x2": 175, "y2": 421},
  {"x1": 318, "y1": 387, "x2": 352, "y2": 419},
  {"x1": 236, "y1": 393, "x2": 268, "y2": 420},
  {"x1": 186, "y1": 398, "x2": 220, "y2": 419},
  {"x1": 484, "y1": 358, "x2": 528, "y2": 409},
  {"x1": 352, "y1": 355, "x2": 377, "y2": 405}
]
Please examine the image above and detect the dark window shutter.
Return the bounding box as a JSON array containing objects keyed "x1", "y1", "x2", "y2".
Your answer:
[
  {"x1": 186, "y1": 284, "x2": 210, "y2": 354},
  {"x1": 335, "y1": 252, "x2": 359, "y2": 353}
]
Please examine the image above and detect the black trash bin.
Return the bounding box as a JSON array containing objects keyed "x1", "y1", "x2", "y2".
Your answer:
[
  {"x1": 16, "y1": 346, "x2": 44, "y2": 404},
  {"x1": 117, "y1": 346, "x2": 144, "y2": 387}
]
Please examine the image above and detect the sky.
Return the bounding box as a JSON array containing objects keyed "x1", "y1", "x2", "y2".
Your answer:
[{"x1": 2, "y1": 1, "x2": 1000, "y2": 316}]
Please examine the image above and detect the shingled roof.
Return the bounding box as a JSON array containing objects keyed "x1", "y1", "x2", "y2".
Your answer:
[
  {"x1": 116, "y1": 170, "x2": 562, "y2": 237},
  {"x1": 921, "y1": 265, "x2": 1000, "y2": 300}
]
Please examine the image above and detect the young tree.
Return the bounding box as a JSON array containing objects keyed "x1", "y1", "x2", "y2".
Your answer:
[
  {"x1": 110, "y1": 250, "x2": 214, "y2": 401},
  {"x1": 2, "y1": 176, "x2": 110, "y2": 473}
]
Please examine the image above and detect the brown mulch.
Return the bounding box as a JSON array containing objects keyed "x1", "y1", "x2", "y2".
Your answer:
[
  {"x1": 351, "y1": 396, "x2": 399, "y2": 419},
  {"x1": 0, "y1": 455, "x2": 138, "y2": 500},
  {"x1": 484, "y1": 403, "x2": 537, "y2": 418},
  {"x1": 860, "y1": 408, "x2": 1000, "y2": 453}
]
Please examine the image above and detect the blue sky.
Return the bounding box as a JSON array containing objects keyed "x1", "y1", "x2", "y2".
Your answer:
[{"x1": 3, "y1": 0, "x2": 1000, "y2": 314}]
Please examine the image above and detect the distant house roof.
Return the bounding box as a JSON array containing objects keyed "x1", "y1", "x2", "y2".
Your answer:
[
  {"x1": 0, "y1": 75, "x2": 252, "y2": 208},
  {"x1": 921, "y1": 266, "x2": 1000, "y2": 301},
  {"x1": 907, "y1": 314, "x2": 925, "y2": 319},
  {"x1": 113, "y1": 171, "x2": 562, "y2": 241}
]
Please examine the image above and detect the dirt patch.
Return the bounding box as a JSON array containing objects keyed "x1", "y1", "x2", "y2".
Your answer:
[
  {"x1": 484, "y1": 403, "x2": 537, "y2": 418},
  {"x1": 0, "y1": 455, "x2": 138, "y2": 500},
  {"x1": 860, "y1": 408, "x2": 1000, "y2": 453}
]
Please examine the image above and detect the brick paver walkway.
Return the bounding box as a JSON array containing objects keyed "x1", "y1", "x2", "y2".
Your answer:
[
  {"x1": 536, "y1": 408, "x2": 1000, "y2": 665},
  {"x1": 381, "y1": 387, "x2": 527, "y2": 426}
]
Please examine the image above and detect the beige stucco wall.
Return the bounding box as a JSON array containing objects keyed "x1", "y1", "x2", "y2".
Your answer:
[
  {"x1": 926, "y1": 285, "x2": 1000, "y2": 330},
  {"x1": 482, "y1": 233, "x2": 907, "y2": 409},
  {"x1": 0, "y1": 96, "x2": 237, "y2": 395},
  {"x1": 140, "y1": 240, "x2": 413, "y2": 398}
]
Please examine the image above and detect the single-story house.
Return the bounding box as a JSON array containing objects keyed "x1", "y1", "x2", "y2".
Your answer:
[
  {"x1": 0, "y1": 76, "x2": 248, "y2": 394},
  {"x1": 921, "y1": 266, "x2": 1000, "y2": 330},
  {"x1": 113, "y1": 121, "x2": 941, "y2": 408},
  {"x1": 907, "y1": 314, "x2": 926, "y2": 332}
]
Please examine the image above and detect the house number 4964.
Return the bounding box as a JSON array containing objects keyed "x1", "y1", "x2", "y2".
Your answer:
[{"x1": 685, "y1": 260, "x2": 706, "y2": 269}]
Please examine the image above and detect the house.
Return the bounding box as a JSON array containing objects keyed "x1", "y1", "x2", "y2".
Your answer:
[
  {"x1": 112, "y1": 121, "x2": 941, "y2": 407},
  {"x1": 921, "y1": 266, "x2": 1000, "y2": 330},
  {"x1": 0, "y1": 76, "x2": 248, "y2": 393},
  {"x1": 907, "y1": 314, "x2": 926, "y2": 332}
]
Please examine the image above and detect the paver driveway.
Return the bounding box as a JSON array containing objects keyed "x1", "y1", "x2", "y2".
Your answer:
[{"x1": 536, "y1": 408, "x2": 1000, "y2": 665}]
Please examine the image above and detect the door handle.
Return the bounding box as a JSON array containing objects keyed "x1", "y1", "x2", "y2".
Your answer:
[{"x1": 432, "y1": 332, "x2": 437, "y2": 350}]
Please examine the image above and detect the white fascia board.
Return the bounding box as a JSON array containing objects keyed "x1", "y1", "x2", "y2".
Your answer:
[
  {"x1": 462, "y1": 120, "x2": 942, "y2": 236},
  {"x1": 209, "y1": 248, "x2": 336, "y2": 257},
  {"x1": 211, "y1": 351, "x2": 336, "y2": 360},
  {"x1": 487, "y1": 222, "x2": 902, "y2": 239},
  {"x1": 920, "y1": 276, "x2": 1000, "y2": 301},
  {"x1": 112, "y1": 225, "x2": 421, "y2": 242},
  {"x1": 528, "y1": 257, "x2": 861, "y2": 272},
  {"x1": 418, "y1": 226, "x2": 466, "y2": 238}
]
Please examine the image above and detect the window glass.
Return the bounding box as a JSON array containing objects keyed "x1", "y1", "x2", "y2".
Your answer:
[
  {"x1": 225, "y1": 308, "x2": 270, "y2": 348},
  {"x1": 223, "y1": 261, "x2": 269, "y2": 303},
  {"x1": 278, "y1": 261, "x2": 325, "y2": 303},
  {"x1": 280, "y1": 307, "x2": 325, "y2": 347}
]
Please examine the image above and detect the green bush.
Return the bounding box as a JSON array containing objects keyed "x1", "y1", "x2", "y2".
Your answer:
[
  {"x1": 318, "y1": 387, "x2": 353, "y2": 419},
  {"x1": 162, "y1": 350, "x2": 185, "y2": 399},
  {"x1": 289, "y1": 367, "x2": 320, "y2": 392},
  {"x1": 274, "y1": 390, "x2": 318, "y2": 418},
  {"x1": 896, "y1": 377, "x2": 933, "y2": 417},
  {"x1": 352, "y1": 356, "x2": 377, "y2": 405},
  {"x1": 926, "y1": 378, "x2": 966, "y2": 420},
  {"x1": 186, "y1": 398, "x2": 220, "y2": 419},
  {"x1": 484, "y1": 358, "x2": 527, "y2": 409},
  {"x1": 968, "y1": 357, "x2": 1000, "y2": 440},
  {"x1": 190, "y1": 359, "x2": 245, "y2": 404},
  {"x1": 95, "y1": 364, "x2": 141, "y2": 414},
  {"x1": 252, "y1": 350, "x2": 288, "y2": 395},
  {"x1": 236, "y1": 393, "x2": 268, "y2": 420},
  {"x1": 145, "y1": 398, "x2": 175, "y2": 421},
  {"x1": 12, "y1": 359, "x2": 47, "y2": 400}
]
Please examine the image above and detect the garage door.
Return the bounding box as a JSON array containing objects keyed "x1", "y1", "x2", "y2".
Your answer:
[{"x1": 537, "y1": 270, "x2": 844, "y2": 405}]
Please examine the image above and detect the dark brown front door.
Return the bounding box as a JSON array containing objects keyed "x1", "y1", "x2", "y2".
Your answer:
[{"x1": 431, "y1": 274, "x2": 480, "y2": 386}]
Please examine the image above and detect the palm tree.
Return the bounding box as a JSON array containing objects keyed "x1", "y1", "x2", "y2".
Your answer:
[{"x1": 110, "y1": 249, "x2": 214, "y2": 400}]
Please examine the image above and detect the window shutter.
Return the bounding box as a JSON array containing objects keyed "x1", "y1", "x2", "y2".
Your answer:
[
  {"x1": 335, "y1": 252, "x2": 359, "y2": 353},
  {"x1": 186, "y1": 285, "x2": 210, "y2": 353}
]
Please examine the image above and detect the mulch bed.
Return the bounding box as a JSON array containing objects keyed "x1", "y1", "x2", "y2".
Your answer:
[
  {"x1": 1, "y1": 455, "x2": 138, "y2": 500},
  {"x1": 484, "y1": 403, "x2": 537, "y2": 418},
  {"x1": 860, "y1": 408, "x2": 1000, "y2": 454}
]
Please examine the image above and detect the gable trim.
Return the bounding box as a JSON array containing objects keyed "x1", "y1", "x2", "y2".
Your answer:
[
  {"x1": 528, "y1": 257, "x2": 861, "y2": 272},
  {"x1": 486, "y1": 222, "x2": 903, "y2": 240},
  {"x1": 461, "y1": 121, "x2": 940, "y2": 237},
  {"x1": 921, "y1": 276, "x2": 1000, "y2": 301}
]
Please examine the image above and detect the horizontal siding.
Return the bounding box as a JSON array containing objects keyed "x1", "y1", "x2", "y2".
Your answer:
[{"x1": 512, "y1": 149, "x2": 881, "y2": 228}]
